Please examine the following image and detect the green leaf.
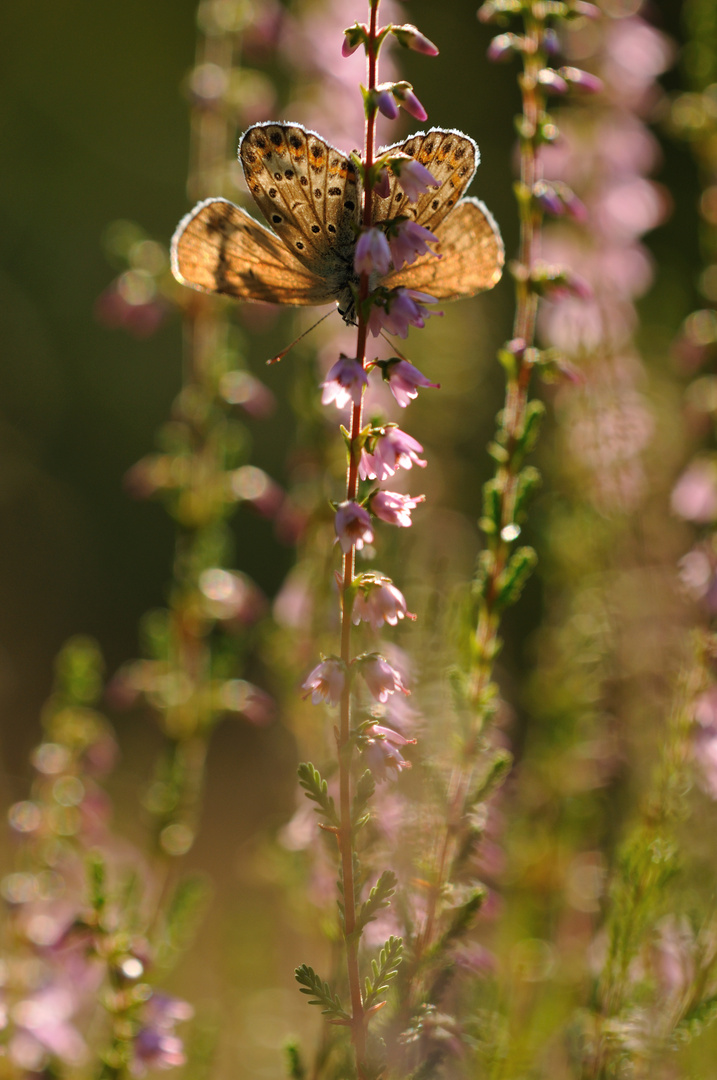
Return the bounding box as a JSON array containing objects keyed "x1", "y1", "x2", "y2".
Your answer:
[
  {"x1": 675, "y1": 995, "x2": 717, "y2": 1041},
  {"x1": 284, "y1": 1040, "x2": 307, "y2": 1080},
  {"x1": 516, "y1": 399, "x2": 546, "y2": 460},
  {"x1": 432, "y1": 887, "x2": 486, "y2": 956},
  {"x1": 157, "y1": 872, "x2": 210, "y2": 967},
  {"x1": 356, "y1": 870, "x2": 398, "y2": 935},
  {"x1": 467, "y1": 750, "x2": 513, "y2": 807},
  {"x1": 87, "y1": 853, "x2": 107, "y2": 914},
  {"x1": 363, "y1": 936, "x2": 403, "y2": 1010},
  {"x1": 294, "y1": 965, "x2": 350, "y2": 1021},
  {"x1": 514, "y1": 466, "x2": 541, "y2": 522},
  {"x1": 494, "y1": 545, "x2": 537, "y2": 609},
  {"x1": 352, "y1": 769, "x2": 375, "y2": 828},
  {"x1": 481, "y1": 479, "x2": 502, "y2": 536},
  {"x1": 54, "y1": 635, "x2": 104, "y2": 706},
  {"x1": 297, "y1": 762, "x2": 339, "y2": 828}
]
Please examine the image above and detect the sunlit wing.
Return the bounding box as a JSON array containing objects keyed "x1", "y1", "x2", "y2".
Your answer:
[
  {"x1": 383, "y1": 198, "x2": 504, "y2": 299},
  {"x1": 170, "y1": 197, "x2": 336, "y2": 306},
  {"x1": 239, "y1": 122, "x2": 359, "y2": 291},
  {"x1": 372, "y1": 128, "x2": 479, "y2": 234}
]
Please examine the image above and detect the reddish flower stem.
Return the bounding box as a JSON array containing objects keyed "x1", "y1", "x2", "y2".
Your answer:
[{"x1": 336, "y1": 2, "x2": 379, "y2": 1073}]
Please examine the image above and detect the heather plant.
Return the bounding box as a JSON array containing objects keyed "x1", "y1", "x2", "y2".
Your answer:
[{"x1": 9, "y1": 1, "x2": 717, "y2": 1080}]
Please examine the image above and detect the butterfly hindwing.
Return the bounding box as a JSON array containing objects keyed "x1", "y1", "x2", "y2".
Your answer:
[
  {"x1": 372, "y1": 128, "x2": 480, "y2": 235},
  {"x1": 239, "y1": 123, "x2": 360, "y2": 293},
  {"x1": 170, "y1": 198, "x2": 336, "y2": 306},
  {"x1": 384, "y1": 198, "x2": 505, "y2": 300}
]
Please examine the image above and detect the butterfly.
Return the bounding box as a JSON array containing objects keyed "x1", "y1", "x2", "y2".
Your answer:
[{"x1": 171, "y1": 122, "x2": 504, "y2": 324}]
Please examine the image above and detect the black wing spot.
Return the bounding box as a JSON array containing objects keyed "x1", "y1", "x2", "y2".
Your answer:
[
  {"x1": 289, "y1": 134, "x2": 302, "y2": 149},
  {"x1": 272, "y1": 214, "x2": 282, "y2": 223},
  {"x1": 425, "y1": 142, "x2": 434, "y2": 154},
  {"x1": 268, "y1": 188, "x2": 277, "y2": 198},
  {"x1": 395, "y1": 193, "x2": 403, "y2": 202},
  {"x1": 300, "y1": 176, "x2": 308, "y2": 187},
  {"x1": 205, "y1": 214, "x2": 224, "y2": 235},
  {"x1": 328, "y1": 186, "x2": 341, "y2": 196},
  {"x1": 270, "y1": 131, "x2": 282, "y2": 146},
  {"x1": 345, "y1": 199, "x2": 354, "y2": 210},
  {"x1": 296, "y1": 241, "x2": 304, "y2": 250},
  {"x1": 328, "y1": 224, "x2": 336, "y2": 233},
  {"x1": 444, "y1": 142, "x2": 453, "y2": 152},
  {"x1": 454, "y1": 147, "x2": 465, "y2": 159},
  {"x1": 432, "y1": 199, "x2": 440, "y2": 209},
  {"x1": 311, "y1": 225, "x2": 320, "y2": 233},
  {"x1": 310, "y1": 144, "x2": 323, "y2": 157},
  {"x1": 255, "y1": 136, "x2": 267, "y2": 149},
  {"x1": 459, "y1": 166, "x2": 469, "y2": 177},
  {"x1": 274, "y1": 172, "x2": 282, "y2": 181},
  {"x1": 447, "y1": 198, "x2": 454, "y2": 207},
  {"x1": 314, "y1": 188, "x2": 322, "y2": 198},
  {"x1": 285, "y1": 169, "x2": 294, "y2": 179}
]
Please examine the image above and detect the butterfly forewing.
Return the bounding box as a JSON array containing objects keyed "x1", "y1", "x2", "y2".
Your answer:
[
  {"x1": 372, "y1": 129, "x2": 479, "y2": 236},
  {"x1": 239, "y1": 123, "x2": 360, "y2": 293},
  {"x1": 384, "y1": 198, "x2": 504, "y2": 300},
  {"x1": 171, "y1": 198, "x2": 336, "y2": 306}
]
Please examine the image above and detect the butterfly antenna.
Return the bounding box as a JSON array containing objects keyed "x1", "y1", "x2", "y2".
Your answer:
[
  {"x1": 379, "y1": 332, "x2": 412, "y2": 363},
  {"x1": 267, "y1": 309, "x2": 336, "y2": 365}
]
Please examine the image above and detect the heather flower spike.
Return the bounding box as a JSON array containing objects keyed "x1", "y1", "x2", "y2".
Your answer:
[
  {"x1": 334, "y1": 500, "x2": 374, "y2": 553},
  {"x1": 354, "y1": 227, "x2": 392, "y2": 276},
  {"x1": 371, "y1": 490, "x2": 425, "y2": 528},
  {"x1": 363, "y1": 724, "x2": 416, "y2": 780},
  {"x1": 387, "y1": 219, "x2": 439, "y2": 270},
  {"x1": 359, "y1": 425, "x2": 427, "y2": 481},
  {"x1": 367, "y1": 288, "x2": 440, "y2": 339},
  {"x1": 388, "y1": 155, "x2": 441, "y2": 202},
  {"x1": 302, "y1": 658, "x2": 346, "y2": 706},
  {"x1": 321, "y1": 354, "x2": 369, "y2": 409},
  {"x1": 284, "y1": 1, "x2": 501, "y2": 1073},
  {"x1": 359, "y1": 654, "x2": 410, "y2": 703},
  {"x1": 381, "y1": 358, "x2": 441, "y2": 407},
  {"x1": 352, "y1": 574, "x2": 414, "y2": 630}
]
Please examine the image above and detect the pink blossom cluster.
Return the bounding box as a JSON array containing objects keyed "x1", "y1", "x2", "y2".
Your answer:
[
  {"x1": 536, "y1": 4, "x2": 673, "y2": 513},
  {"x1": 302, "y1": 22, "x2": 444, "y2": 779}
]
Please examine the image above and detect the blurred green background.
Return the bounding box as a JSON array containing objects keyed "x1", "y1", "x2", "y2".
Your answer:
[{"x1": 0, "y1": 0, "x2": 703, "y2": 1075}]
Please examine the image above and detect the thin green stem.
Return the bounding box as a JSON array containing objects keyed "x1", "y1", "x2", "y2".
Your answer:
[{"x1": 414, "y1": 6, "x2": 545, "y2": 973}]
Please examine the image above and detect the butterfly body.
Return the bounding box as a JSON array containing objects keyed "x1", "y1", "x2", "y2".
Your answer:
[{"x1": 171, "y1": 122, "x2": 504, "y2": 322}]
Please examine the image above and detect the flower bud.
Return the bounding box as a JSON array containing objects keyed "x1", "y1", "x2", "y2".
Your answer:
[
  {"x1": 391, "y1": 23, "x2": 439, "y2": 56},
  {"x1": 373, "y1": 167, "x2": 391, "y2": 199},
  {"x1": 374, "y1": 87, "x2": 399, "y2": 120},
  {"x1": 392, "y1": 82, "x2": 428, "y2": 122},
  {"x1": 537, "y1": 68, "x2": 569, "y2": 94},
  {"x1": 543, "y1": 28, "x2": 561, "y2": 57},
  {"x1": 487, "y1": 33, "x2": 521, "y2": 63},
  {"x1": 558, "y1": 66, "x2": 603, "y2": 94},
  {"x1": 342, "y1": 22, "x2": 368, "y2": 57},
  {"x1": 532, "y1": 180, "x2": 564, "y2": 217}
]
